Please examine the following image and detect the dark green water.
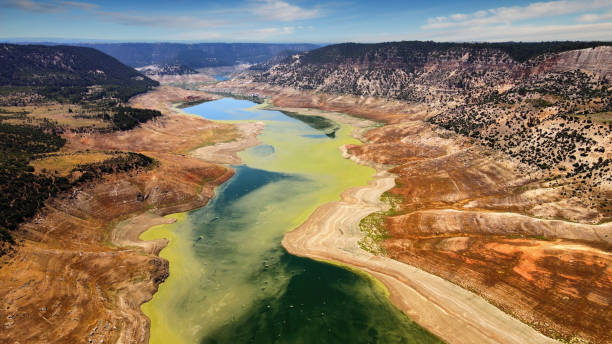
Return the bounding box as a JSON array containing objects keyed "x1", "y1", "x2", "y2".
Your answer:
[{"x1": 142, "y1": 98, "x2": 443, "y2": 344}]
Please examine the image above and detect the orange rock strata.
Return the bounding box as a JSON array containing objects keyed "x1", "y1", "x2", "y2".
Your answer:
[{"x1": 207, "y1": 81, "x2": 611, "y2": 343}]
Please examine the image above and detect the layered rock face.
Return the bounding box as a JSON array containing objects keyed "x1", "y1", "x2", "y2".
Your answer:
[
  {"x1": 250, "y1": 43, "x2": 611, "y2": 223},
  {"x1": 226, "y1": 42, "x2": 611, "y2": 343},
  {"x1": 252, "y1": 43, "x2": 609, "y2": 101}
]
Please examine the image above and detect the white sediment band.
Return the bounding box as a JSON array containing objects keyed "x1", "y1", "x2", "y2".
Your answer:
[{"x1": 282, "y1": 170, "x2": 559, "y2": 344}]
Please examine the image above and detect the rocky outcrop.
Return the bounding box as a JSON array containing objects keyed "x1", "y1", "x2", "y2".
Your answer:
[
  {"x1": 249, "y1": 42, "x2": 611, "y2": 103},
  {"x1": 136, "y1": 64, "x2": 197, "y2": 76},
  {"x1": 534, "y1": 46, "x2": 612, "y2": 77}
]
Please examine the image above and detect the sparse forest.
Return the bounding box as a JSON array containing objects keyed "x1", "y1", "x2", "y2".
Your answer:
[{"x1": 0, "y1": 45, "x2": 162, "y2": 247}]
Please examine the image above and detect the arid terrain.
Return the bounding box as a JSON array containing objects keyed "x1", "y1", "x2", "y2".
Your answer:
[
  {"x1": 0, "y1": 86, "x2": 262, "y2": 344},
  {"x1": 1, "y1": 41, "x2": 610, "y2": 344},
  {"x1": 204, "y1": 43, "x2": 612, "y2": 344}
]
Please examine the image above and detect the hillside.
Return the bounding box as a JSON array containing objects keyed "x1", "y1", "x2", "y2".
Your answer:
[
  {"x1": 220, "y1": 40, "x2": 612, "y2": 343},
  {"x1": 0, "y1": 44, "x2": 156, "y2": 87},
  {"x1": 0, "y1": 44, "x2": 158, "y2": 104},
  {"x1": 76, "y1": 42, "x2": 320, "y2": 68},
  {"x1": 253, "y1": 41, "x2": 610, "y2": 99},
  {"x1": 0, "y1": 44, "x2": 163, "y2": 246},
  {"x1": 136, "y1": 64, "x2": 197, "y2": 76},
  {"x1": 250, "y1": 41, "x2": 611, "y2": 208}
]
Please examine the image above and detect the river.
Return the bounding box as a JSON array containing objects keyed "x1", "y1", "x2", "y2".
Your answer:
[{"x1": 140, "y1": 97, "x2": 442, "y2": 344}]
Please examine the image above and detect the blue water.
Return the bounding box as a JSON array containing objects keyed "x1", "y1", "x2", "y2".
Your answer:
[
  {"x1": 187, "y1": 98, "x2": 295, "y2": 122},
  {"x1": 214, "y1": 75, "x2": 230, "y2": 81}
]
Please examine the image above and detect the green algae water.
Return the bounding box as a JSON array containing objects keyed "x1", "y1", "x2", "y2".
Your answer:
[{"x1": 140, "y1": 98, "x2": 442, "y2": 344}]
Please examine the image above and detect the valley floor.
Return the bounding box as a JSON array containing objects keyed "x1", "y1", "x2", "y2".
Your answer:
[{"x1": 1, "y1": 80, "x2": 610, "y2": 344}]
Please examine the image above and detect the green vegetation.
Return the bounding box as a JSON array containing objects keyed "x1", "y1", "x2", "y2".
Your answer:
[
  {"x1": 568, "y1": 111, "x2": 612, "y2": 124},
  {"x1": 0, "y1": 121, "x2": 71, "y2": 232},
  {"x1": 528, "y1": 98, "x2": 554, "y2": 108},
  {"x1": 0, "y1": 44, "x2": 158, "y2": 105},
  {"x1": 0, "y1": 120, "x2": 154, "y2": 236},
  {"x1": 280, "y1": 110, "x2": 339, "y2": 137},
  {"x1": 358, "y1": 211, "x2": 390, "y2": 255},
  {"x1": 0, "y1": 111, "x2": 155, "y2": 245},
  {"x1": 380, "y1": 191, "x2": 404, "y2": 214},
  {"x1": 0, "y1": 44, "x2": 163, "y2": 253},
  {"x1": 111, "y1": 107, "x2": 162, "y2": 130},
  {"x1": 0, "y1": 44, "x2": 157, "y2": 90},
  {"x1": 0, "y1": 122, "x2": 65, "y2": 154},
  {"x1": 176, "y1": 98, "x2": 211, "y2": 108},
  {"x1": 72, "y1": 152, "x2": 154, "y2": 184},
  {"x1": 358, "y1": 191, "x2": 404, "y2": 255}
]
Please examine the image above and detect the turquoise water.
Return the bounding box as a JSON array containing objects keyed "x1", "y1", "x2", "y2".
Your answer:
[
  {"x1": 141, "y1": 98, "x2": 443, "y2": 344},
  {"x1": 214, "y1": 75, "x2": 230, "y2": 81}
]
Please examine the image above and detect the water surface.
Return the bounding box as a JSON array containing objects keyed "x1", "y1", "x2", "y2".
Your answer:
[{"x1": 141, "y1": 98, "x2": 442, "y2": 344}]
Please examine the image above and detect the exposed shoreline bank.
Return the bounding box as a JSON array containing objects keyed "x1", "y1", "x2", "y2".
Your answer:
[
  {"x1": 261, "y1": 101, "x2": 560, "y2": 344},
  {"x1": 113, "y1": 95, "x2": 265, "y2": 343},
  {"x1": 0, "y1": 86, "x2": 262, "y2": 344},
  {"x1": 202, "y1": 82, "x2": 610, "y2": 343}
]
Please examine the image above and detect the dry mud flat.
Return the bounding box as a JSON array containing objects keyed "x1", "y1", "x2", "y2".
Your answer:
[
  {"x1": 0, "y1": 86, "x2": 260, "y2": 344},
  {"x1": 209, "y1": 81, "x2": 611, "y2": 343}
]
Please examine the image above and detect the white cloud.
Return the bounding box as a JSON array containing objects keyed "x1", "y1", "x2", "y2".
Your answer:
[
  {"x1": 96, "y1": 11, "x2": 225, "y2": 29},
  {"x1": 169, "y1": 31, "x2": 224, "y2": 41},
  {"x1": 253, "y1": 26, "x2": 296, "y2": 36},
  {"x1": 0, "y1": 0, "x2": 97, "y2": 13},
  {"x1": 577, "y1": 10, "x2": 612, "y2": 22},
  {"x1": 251, "y1": 0, "x2": 320, "y2": 21},
  {"x1": 231, "y1": 25, "x2": 299, "y2": 41},
  {"x1": 423, "y1": 0, "x2": 612, "y2": 30},
  {"x1": 59, "y1": 1, "x2": 96, "y2": 10},
  {"x1": 423, "y1": 22, "x2": 612, "y2": 42}
]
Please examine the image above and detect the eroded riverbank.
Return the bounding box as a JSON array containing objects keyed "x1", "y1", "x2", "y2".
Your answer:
[
  {"x1": 140, "y1": 97, "x2": 443, "y2": 343},
  {"x1": 202, "y1": 82, "x2": 611, "y2": 343}
]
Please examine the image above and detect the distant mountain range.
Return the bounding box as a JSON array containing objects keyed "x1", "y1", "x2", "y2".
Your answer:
[{"x1": 69, "y1": 43, "x2": 320, "y2": 68}]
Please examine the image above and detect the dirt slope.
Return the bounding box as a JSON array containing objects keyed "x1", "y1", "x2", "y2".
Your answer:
[
  {"x1": 208, "y1": 81, "x2": 611, "y2": 343},
  {"x1": 0, "y1": 86, "x2": 260, "y2": 344}
]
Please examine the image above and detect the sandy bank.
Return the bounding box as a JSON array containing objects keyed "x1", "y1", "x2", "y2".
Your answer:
[
  {"x1": 282, "y1": 170, "x2": 558, "y2": 344},
  {"x1": 266, "y1": 104, "x2": 561, "y2": 344},
  {"x1": 191, "y1": 121, "x2": 264, "y2": 164}
]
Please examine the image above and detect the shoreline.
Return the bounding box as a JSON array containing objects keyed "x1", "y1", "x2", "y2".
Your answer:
[
  {"x1": 109, "y1": 89, "x2": 559, "y2": 343},
  {"x1": 202, "y1": 83, "x2": 612, "y2": 343},
  {"x1": 281, "y1": 172, "x2": 558, "y2": 344},
  {"x1": 108, "y1": 99, "x2": 265, "y2": 343},
  {"x1": 195, "y1": 85, "x2": 560, "y2": 342},
  {"x1": 271, "y1": 104, "x2": 560, "y2": 344}
]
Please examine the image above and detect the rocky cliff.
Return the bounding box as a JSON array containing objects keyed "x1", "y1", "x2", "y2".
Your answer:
[
  {"x1": 226, "y1": 41, "x2": 612, "y2": 343},
  {"x1": 247, "y1": 42, "x2": 611, "y2": 220}
]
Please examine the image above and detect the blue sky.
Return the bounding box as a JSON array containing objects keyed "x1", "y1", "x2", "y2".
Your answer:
[{"x1": 0, "y1": 0, "x2": 611, "y2": 42}]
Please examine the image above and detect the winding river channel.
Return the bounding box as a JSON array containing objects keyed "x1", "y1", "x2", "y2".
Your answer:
[{"x1": 140, "y1": 98, "x2": 442, "y2": 343}]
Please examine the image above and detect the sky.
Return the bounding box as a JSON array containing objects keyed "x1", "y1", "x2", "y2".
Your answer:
[{"x1": 0, "y1": 0, "x2": 611, "y2": 43}]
